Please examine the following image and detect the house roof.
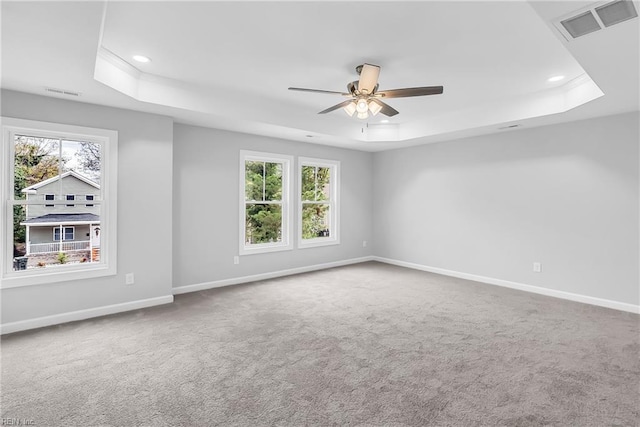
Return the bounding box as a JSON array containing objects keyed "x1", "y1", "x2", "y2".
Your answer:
[
  {"x1": 21, "y1": 170, "x2": 100, "y2": 193},
  {"x1": 21, "y1": 213, "x2": 100, "y2": 226}
]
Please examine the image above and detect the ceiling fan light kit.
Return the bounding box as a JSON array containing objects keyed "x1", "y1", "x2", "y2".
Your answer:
[
  {"x1": 289, "y1": 63, "x2": 444, "y2": 120},
  {"x1": 368, "y1": 100, "x2": 383, "y2": 116},
  {"x1": 343, "y1": 101, "x2": 357, "y2": 116},
  {"x1": 342, "y1": 97, "x2": 383, "y2": 119}
]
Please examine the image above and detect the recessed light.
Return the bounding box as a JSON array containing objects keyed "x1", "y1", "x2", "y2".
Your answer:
[
  {"x1": 380, "y1": 119, "x2": 389, "y2": 123},
  {"x1": 548, "y1": 75, "x2": 565, "y2": 82},
  {"x1": 133, "y1": 55, "x2": 151, "y2": 63}
]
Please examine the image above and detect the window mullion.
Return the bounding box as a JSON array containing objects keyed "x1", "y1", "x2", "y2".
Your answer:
[
  {"x1": 262, "y1": 161, "x2": 266, "y2": 202},
  {"x1": 57, "y1": 138, "x2": 62, "y2": 200}
]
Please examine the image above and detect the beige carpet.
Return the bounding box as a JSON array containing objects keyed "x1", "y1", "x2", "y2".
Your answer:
[{"x1": 2, "y1": 262, "x2": 639, "y2": 426}]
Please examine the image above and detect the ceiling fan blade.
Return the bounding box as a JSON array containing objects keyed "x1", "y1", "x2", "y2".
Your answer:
[
  {"x1": 358, "y1": 63, "x2": 381, "y2": 94},
  {"x1": 377, "y1": 86, "x2": 444, "y2": 98},
  {"x1": 370, "y1": 99, "x2": 399, "y2": 117},
  {"x1": 289, "y1": 87, "x2": 349, "y2": 95},
  {"x1": 318, "y1": 99, "x2": 355, "y2": 114}
]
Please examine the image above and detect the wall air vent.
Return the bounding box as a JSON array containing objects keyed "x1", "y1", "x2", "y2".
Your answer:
[
  {"x1": 44, "y1": 87, "x2": 80, "y2": 97},
  {"x1": 595, "y1": 0, "x2": 638, "y2": 27},
  {"x1": 554, "y1": 0, "x2": 638, "y2": 40}
]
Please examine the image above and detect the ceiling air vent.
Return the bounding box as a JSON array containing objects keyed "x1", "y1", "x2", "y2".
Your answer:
[
  {"x1": 554, "y1": 0, "x2": 638, "y2": 40},
  {"x1": 561, "y1": 11, "x2": 601, "y2": 38},
  {"x1": 45, "y1": 87, "x2": 80, "y2": 97},
  {"x1": 595, "y1": 0, "x2": 638, "y2": 27}
]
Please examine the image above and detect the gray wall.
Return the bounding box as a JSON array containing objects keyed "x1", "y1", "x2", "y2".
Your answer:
[
  {"x1": 2, "y1": 89, "x2": 636, "y2": 327},
  {"x1": 172, "y1": 124, "x2": 374, "y2": 289},
  {"x1": 373, "y1": 112, "x2": 639, "y2": 306},
  {"x1": 1, "y1": 90, "x2": 174, "y2": 323}
]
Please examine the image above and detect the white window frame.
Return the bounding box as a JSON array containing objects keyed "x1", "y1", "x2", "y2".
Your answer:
[
  {"x1": 53, "y1": 226, "x2": 75, "y2": 241},
  {"x1": 44, "y1": 193, "x2": 54, "y2": 207},
  {"x1": 298, "y1": 157, "x2": 340, "y2": 249},
  {"x1": 1, "y1": 117, "x2": 118, "y2": 288},
  {"x1": 65, "y1": 194, "x2": 75, "y2": 207},
  {"x1": 239, "y1": 150, "x2": 293, "y2": 255}
]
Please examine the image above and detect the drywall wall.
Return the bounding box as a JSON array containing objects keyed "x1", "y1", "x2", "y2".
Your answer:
[
  {"x1": 1, "y1": 90, "x2": 174, "y2": 324},
  {"x1": 172, "y1": 124, "x2": 373, "y2": 289},
  {"x1": 373, "y1": 112, "x2": 639, "y2": 306}
]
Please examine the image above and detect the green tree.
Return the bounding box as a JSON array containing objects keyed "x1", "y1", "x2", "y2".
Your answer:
[
  {"x1": 13, "y1": 137, "x2": 63, "y2": 243},
  {"x1": 245, "y1": 161, "x2": 283, "y2": 244}
]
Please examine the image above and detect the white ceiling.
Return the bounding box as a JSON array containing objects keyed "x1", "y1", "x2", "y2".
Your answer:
[{"x1": 2, "y1": 1, "x2": 638, "y2": 152}]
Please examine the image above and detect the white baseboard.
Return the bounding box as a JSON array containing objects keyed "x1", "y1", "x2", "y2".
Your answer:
[
  {"x1": 0, "y1": 295, "x2": 174, "y2": 335},
  {"x1": 6, "y1": 255, "x2": 634, "y2": 334},
  {"x1": 374, "y1": 257, "x2": 640, "y2": 314},
  {"x1": 173, "y1": 256, "x2": 375, "y2": 295}
]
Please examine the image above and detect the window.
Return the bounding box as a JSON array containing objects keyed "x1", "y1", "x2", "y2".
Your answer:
[
  {"x1": 299, "y1": 157, "x2": 340, "y2": 248},
  {"x1": 53, "y1": 226, "x2": 74, "y2": 241},
  {"x1": 1, "y1": 117, "x2": 118, "y2": 287},
  {"x1": 85, "y1": 194, "x2": 94, "y2": 207},
  {"x1": 239, "y1": 150, "x2": 292, "y2": 255}
]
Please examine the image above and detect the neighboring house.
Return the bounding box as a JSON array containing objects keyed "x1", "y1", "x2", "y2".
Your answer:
[{"x1": 20, "y1": 171, "x2": 101, "y2": 257}]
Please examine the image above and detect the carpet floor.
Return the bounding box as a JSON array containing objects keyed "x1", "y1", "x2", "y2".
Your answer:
[{"x1": 1, "y1": 262, "x2": 639, "y2": 426}]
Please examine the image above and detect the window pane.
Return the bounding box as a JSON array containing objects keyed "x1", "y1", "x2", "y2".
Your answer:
[
  {"x1": 245, "y1": 161, "x2": 282, "y2": 201},
  {"x1": 12, "y1": 209, "x2": 101, "y2": 271},
  {"x1": 12, "y1": 206, "x2": 27, "y2": 259},
  {"x1": 264, "y1": 162, "x2": 282, "y2": 201},
  {"x1": 302, "y1": 203, "x2": 330, "y2": 239},
  {"x1": 316, "y1": 167, "x2": 331, "y2": 201},
  {"x1": 301, "y1": 165, "x2": 331, "y2": 201},
  {"x1": 14, "y1": 135, "x2": 60, "y2": 201},
  {"x1": 64, "y1": 227, "x2": 74, "y2": 241},
  {"x1": 245, "y1": 203, "x2": 282, "y2": 244},
  {"x1": 301, "y1": 166, "x2": 315, "y2": 201},
  {"x1": 63, "y1": 140, "x2": 102, "y2": 183},
  {"x1": 245, "y1": 161, "x2": 264, "y2": 201}
]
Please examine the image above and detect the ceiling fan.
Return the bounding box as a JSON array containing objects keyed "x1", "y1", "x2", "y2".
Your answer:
[{"x1": 289, "y1": 63, "x2": 443, "y2": 119}]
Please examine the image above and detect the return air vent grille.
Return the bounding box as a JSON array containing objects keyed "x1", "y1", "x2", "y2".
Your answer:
[
  {"x1": 554, "y1": 0, "x2": 638, "y2": 40},
  {"x1": 498, "y1": 124, "x2": 520, "y2": 130},
  {"x1": 595, "y1": 0, "x2": 638, "y2": 27},
  {"x1": 45, "y1": 87, "x2": 80, "y2": 97},
  {"x1": 561, "y1": 11, "x2": 601, "y2": 38}
]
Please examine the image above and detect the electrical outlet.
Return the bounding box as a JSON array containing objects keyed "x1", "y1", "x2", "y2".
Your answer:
[
  {"x1": 533, "y1": 262, "x2": 542, "y2": 273},
  {"x1": 362, "y1": 240, "x2": 367, "y2": 247},
  {"x1": 233, "y1": 256, "x2": 240, "y2": 265},
  {"x1": 125, "y1": 273, "x2": 135, "y2": 285}
]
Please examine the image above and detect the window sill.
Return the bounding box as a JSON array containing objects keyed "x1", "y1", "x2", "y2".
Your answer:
[
  {"x1": 239, "y1": 243, "x2": 294, "y2": 256},
  {"x1": 1, "y1": 263, "x2": 116, "y2": 289},
  {"x1": 298, "y1": 237, "x2": 340, "y2": 249}
]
